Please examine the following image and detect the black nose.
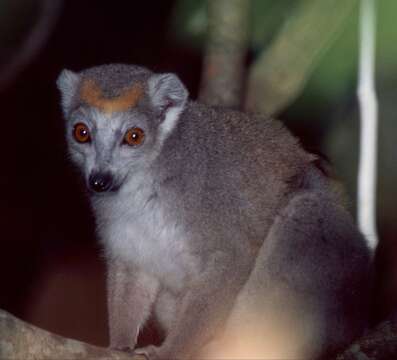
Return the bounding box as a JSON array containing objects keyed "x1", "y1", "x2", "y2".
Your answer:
[{"x1": 88, "y1": 172, "x2": 113, "y2": 193}]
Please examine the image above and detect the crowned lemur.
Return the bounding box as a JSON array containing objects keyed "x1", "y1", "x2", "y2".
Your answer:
[{"x1": 57, "y1": 64, "x2": 371, "y2": 359}]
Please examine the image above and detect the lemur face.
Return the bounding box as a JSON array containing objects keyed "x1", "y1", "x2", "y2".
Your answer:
[
  {"x1": 57, "y1": 64, "x2": 188, "y2": 195},
  {"x1": 66, "y1": 98, "x2": 154, "y2": 194}
]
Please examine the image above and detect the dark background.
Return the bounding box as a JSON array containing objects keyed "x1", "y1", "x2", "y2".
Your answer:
[
  {"x1": 0, "y1": 0, "x2": 396, "y2": 347},
  {"x1": 0, "y1": 0, "x2": 194, "y2": 345}
]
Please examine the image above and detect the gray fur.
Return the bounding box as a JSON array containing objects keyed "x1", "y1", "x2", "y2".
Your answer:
[
  {"x1": 57, "y1": 64, "x2": 372, "y2": 359},
  {"x1": 57, "y1": 69, "x2": 80, "y2": 115}
]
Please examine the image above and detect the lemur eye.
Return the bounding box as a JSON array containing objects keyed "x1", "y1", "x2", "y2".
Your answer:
[
  {"x1": 73, "y1": 123, "x2": 91, "y2": 143},
  {"x1": 123, "y1": 127, "x2": 145, "y2": 147}
]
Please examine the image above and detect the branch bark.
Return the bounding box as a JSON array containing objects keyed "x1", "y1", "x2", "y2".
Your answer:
[
  {"x1": 0, "y1": 309, "x2": 142, "y2": 360},
  {"x1": 336, "y1": 321, "x2": 397, "y2": 360},
  {"x1": 199, "y1": 0, "x2": 250, "y2": 108},
  {"x1": 2, "y1": 308, "x2": 397, "y2": 359},
  {"x1": 245, "y1": 0, "x2": 358, "y2": 117}
]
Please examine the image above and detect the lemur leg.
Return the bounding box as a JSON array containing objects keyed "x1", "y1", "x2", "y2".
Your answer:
[
  {"x1": 154, "y1": 288, "x2": 178, "y2": 336},
  {"x1": 107, "y1": 260, "x2": 160, "y2": 351},
  {"x1": 134, "y1": 250, "x2": 254, "y2": 360},
  {"x1": 204, "y1": 191, "x2": 371, "y2": 359}
]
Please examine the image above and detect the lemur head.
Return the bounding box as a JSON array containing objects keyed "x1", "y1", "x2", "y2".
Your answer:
[{"x1": 57, "y1": 64, "x2": 188, "y2": 194}]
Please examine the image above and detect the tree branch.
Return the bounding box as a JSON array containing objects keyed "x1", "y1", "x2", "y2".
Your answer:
[
  {"x1": 357, "y1": 0, "x2": 379, "y2": 252},
  {"x1": 245, "y1": 0, "x2": 357, "y2": 116},
  {"x1": 0, "y1": 309, "x2": 143, "y2": 360},
  {"x1": 336, "y1": 321, "x2": 397, "y2": 360},
  {"x1": 199, "y1": 0, "x2": 250, "y2": 108},
  {"x1": 2, "y1": 308, "x2": 397, "y2": 359}
]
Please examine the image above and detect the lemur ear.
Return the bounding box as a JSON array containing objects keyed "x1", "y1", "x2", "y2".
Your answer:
[
  {"x1": 57, "y1": 69, "x2": 80, "y2": 115},
  {"x1": 148, "y1": 73, "x2": 188, "y2": 135}
]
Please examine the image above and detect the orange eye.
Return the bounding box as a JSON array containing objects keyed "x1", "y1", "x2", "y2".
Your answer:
[
  {"x1": 123, "y1": 127, "x2": 145, "y2": 146},
  {"x1": 73, "y1": 123, "x2": 91, "y2": 143}
]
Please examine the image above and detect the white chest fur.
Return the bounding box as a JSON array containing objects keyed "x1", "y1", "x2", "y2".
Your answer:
[{"x1": 96, "y1": 189, "x2": 199, "y2": 293}]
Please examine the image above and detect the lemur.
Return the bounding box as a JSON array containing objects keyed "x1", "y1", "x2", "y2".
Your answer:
[{"x1": 58, "y1": 64, "x2": 371, "y2": 359}]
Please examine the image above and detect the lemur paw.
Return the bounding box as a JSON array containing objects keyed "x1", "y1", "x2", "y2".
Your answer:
[{"x1": 133, "y1": 345, "x2": 160, "y2": 360}]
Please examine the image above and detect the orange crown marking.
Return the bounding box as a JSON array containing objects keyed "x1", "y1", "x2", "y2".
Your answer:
[{"x1": 80, "y1": 79, "x2": 143, "y2": 114}]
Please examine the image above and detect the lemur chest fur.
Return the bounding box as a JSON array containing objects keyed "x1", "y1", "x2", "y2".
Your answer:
[{"x1": 98, "y1": 189, "x2": 200, "y2": 292}]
